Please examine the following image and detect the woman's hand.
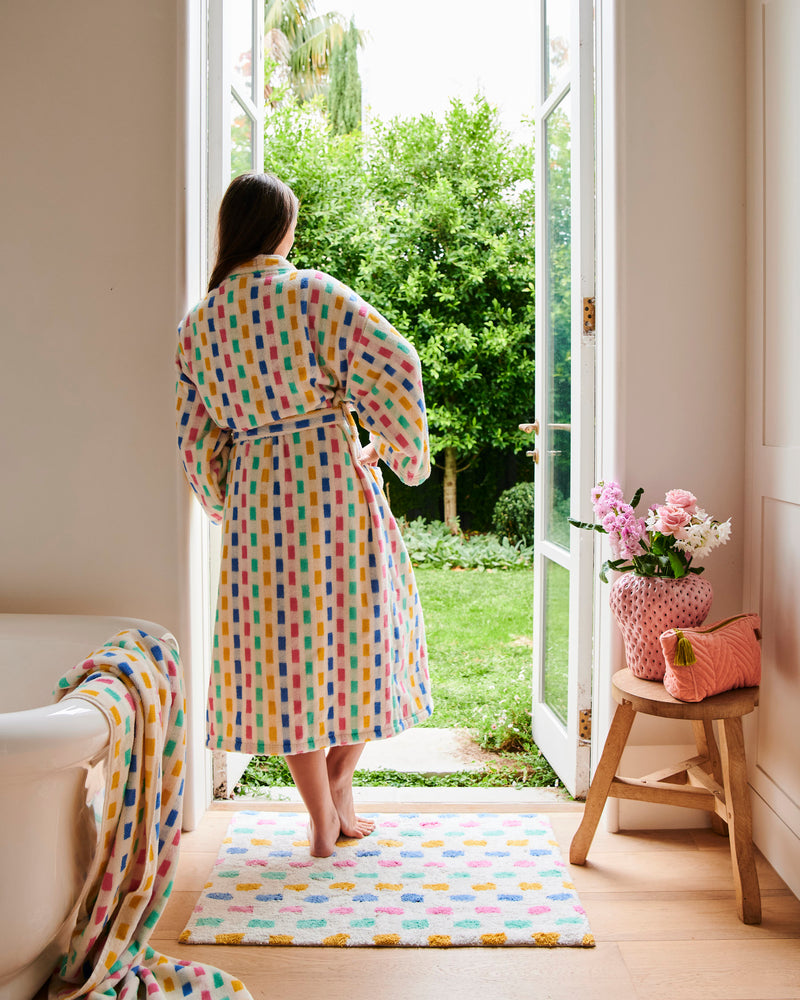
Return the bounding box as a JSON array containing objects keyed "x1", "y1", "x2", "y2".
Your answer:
[{"x1": 359, "y1": 441, "x2": 380, "y2": 466}]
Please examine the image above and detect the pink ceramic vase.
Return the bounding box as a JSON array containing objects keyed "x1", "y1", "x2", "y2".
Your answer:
[{"x1": 609, "y1": 573, "x2": 714, "y2": 680}]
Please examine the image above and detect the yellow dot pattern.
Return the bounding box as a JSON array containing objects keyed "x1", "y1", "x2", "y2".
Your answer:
[
  {"x1": 180, "y1": 812, "x2": 595, "y2": 950},
  {"x1": 175, "y1": 257, "x2": 433, "y2": 758},
  {"x1": 53, "y1": 630, "x2": 255, "y2": 997}
]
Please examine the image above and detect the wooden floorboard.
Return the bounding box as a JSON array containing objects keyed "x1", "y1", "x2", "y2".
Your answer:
[{"x1": 147, "y1": 800, "x2": 800, "y2": 1000}]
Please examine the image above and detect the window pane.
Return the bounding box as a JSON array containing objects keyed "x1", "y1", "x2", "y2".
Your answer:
[
  {"x1": 545, "y1": 102, "x2": 571, "y2": 547},
  {"x1": 230, "y1": 0, "x2": 254, "y2": 101},
  {"x1": 231, "y1": 94, "x2": 254, "y2": 178},
  {"x1": 542, "y1": 558, "x2": 569, "y2": 725},
  {"x1": 545, "y1": 0, "x2": 570, "y2": 97}
]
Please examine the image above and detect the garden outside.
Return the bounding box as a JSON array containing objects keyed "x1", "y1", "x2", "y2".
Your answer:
[{"x1": 237, "y1": 516, "x2": 564, "y2": 795}]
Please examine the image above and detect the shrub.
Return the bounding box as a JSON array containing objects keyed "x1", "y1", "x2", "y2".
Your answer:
[
  {"x1": 399, "y1": 518, "x2": 533, "y2": 570},
  {"x1": 492, "y1": 482, "x2": 536, "y2": 545}
]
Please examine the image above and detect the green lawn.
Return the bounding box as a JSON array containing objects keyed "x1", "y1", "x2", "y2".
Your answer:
[
  {"x1": 236, "y1": 564, "x2": 569, "y2": 794},
  {"x1": 415, "y1": 563, "x2": 569, "y2": 733},
  {"x1": 414, "y1": 567, "x2": 534, "y2": 731}
]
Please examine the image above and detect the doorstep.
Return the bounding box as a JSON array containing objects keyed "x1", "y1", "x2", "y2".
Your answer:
[{"x1": 233, "y1": 784, "x2": 575, "y2": 808}]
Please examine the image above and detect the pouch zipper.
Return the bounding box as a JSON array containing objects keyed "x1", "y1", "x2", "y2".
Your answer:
[{"x1": 676, "y1": 613, "x2": 757, "y2": 637}]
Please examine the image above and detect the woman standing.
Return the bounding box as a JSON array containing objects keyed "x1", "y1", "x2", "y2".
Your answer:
[{"x1": 176, "y1": 173, "x2": 433, "y2": 856}]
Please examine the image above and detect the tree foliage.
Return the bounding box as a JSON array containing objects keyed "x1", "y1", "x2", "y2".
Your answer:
[
  {"x1": 264, "y1": 0, "x2": 366, "y2": 108},
  {"x1": 328, "y1": 18, "x2": 362, "y2": 134},
  {"x1": 265, "y1": 0, "x2": 345, "y2": 102},
  {"x1": 265, "y1": 96, "x2": 536, "y2": 512}
]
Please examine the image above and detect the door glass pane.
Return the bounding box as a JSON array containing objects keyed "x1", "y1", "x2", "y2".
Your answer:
[
  {"x1": 545, "y1": 0, "x2": 570, "y2": 97},
  {"x1": 231, "y1": 94, "x2": 254, "y2": 178},
  {"x1": 545, "y1": 102, "x2": 571, "y2": 547},
  {"x1": 543, "y1": 558, "x2": 569, "y2": 725},
  {"x1": 230, "y1": 0, "x2": 255, "y2": 101}
]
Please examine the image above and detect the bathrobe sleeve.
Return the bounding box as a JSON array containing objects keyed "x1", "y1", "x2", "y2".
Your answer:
[
  {"x1": 314, "y1": 275, "x2": 431, "y2": 487},
  {"x1": 175, "y1": 350, "x2": 232, "y2": 524}
]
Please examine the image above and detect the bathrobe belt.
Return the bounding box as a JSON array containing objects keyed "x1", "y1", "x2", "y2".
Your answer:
[{"x1": 230, "y1": 398, "x2": 357, "y2": 446}]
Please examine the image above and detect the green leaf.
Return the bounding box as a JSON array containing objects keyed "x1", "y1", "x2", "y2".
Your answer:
[
  {"x1": 568, "y1": 518, "x2": 602, "y2": 531},
  {"x1": 668, "y1": 550, "x2": 687, "y2": 577}
]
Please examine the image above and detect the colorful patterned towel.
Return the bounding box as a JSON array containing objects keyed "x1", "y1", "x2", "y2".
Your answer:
[
  {"x1": 180, "y1": 811, "x2": 595, "y2": 948},
  {"x1": 48, "y1": 630, "x2": 252, "y2": 1000}
]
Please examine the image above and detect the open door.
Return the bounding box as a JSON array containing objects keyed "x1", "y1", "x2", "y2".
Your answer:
[
  {"x1": 206, "y1": 0, "x2": 266, "y2": 798},
  {"x1": 524, "y1": 0, "x2": 595, "y2": 798}
]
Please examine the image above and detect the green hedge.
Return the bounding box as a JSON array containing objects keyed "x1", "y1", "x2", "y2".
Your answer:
[{"x1": 384, "y1": 448, "x2": 534, "y2": 533}]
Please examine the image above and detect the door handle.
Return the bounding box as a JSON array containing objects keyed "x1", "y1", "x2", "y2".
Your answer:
[
  {"x1": 526, "y1": 449, "x2": 540, "y2": 463},
  {"x1": 519, "y1": 421, "x2": 540, "y2": 435}
]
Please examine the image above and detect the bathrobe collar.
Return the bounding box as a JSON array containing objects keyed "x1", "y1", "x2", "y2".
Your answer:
[{"x1": 230, "y1": 254, "x2": 294, "y2": 277}]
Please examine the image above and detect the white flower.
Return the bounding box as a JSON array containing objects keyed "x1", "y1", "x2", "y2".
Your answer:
[{"x1": 716, "y1": 518, "x2": 732, "y2": 544}]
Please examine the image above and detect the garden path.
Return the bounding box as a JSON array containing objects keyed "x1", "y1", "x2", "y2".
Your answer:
[{"x1": 356, "y1": 727, "x2": 489, "y2": 774}]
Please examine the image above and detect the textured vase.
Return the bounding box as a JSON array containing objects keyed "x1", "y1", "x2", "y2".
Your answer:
[{"x1": 609, "y1": 574, "x2": 714, "y2": 680}]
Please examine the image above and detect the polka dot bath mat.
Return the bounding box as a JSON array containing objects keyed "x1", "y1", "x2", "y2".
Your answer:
[{"x1": 180, "y1": 812, "x2": 595, "y2": 948}]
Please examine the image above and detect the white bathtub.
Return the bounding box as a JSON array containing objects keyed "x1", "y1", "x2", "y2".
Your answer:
[{"x1": 0, "y1": 614, "x2": 174, "y2": 1000}]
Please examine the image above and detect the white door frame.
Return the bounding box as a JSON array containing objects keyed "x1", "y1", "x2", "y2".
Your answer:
[
  {"x1": 530, "y1": 0, "x2": 596, "y2": 800},
  {"x1": 180, "y1": 0, "x2": 214, "y2": 830},
  {"x1": 181, "y1": 0, "x2": 266, "y2": 826},
  {"x1": 742, "y1": 0, "x2": 800, "y2": 898}
]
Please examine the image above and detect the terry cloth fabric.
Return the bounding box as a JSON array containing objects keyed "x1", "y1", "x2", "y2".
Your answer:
[
  {"x1": 175, "y1": 255, "x2": 433, "y2": 756},
  {"x1": 180, "y1": 811, "x2": 595, "y2": 949},
  {"x1": 48, "y1": 630, "x2": 252, "y2": 1000}
]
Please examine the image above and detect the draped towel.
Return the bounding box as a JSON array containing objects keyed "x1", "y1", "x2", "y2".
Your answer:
[{"x1": 48, "y1": 629, "x2": 252, "y2": 1000}]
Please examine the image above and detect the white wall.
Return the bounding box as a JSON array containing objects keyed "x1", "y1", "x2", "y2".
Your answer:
[
  {"x1": 0, "y1": 3, "x2": 202, "y2": 811},
  {"x1": 599, "y1": 0, "x2": 747, "y2": 826},
  {"x1": 0, "y1": 1, "x2": 188, "y2": 622}
]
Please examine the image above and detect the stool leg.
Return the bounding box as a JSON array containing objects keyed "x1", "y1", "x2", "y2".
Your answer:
[
  {"x1": 570, "y1": 701, "x2": 635, "y2": 865},
  {"x1": 692, "y1": 719, "x2": 728, "y2": 836},
  {"x1": 718, "y1": 716, "x2": 761, "y2": 924}
]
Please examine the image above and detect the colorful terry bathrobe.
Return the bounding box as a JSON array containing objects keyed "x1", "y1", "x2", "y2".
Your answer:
[{"x1": 176, "y1": 255, "x2": 433, "y2": 756}]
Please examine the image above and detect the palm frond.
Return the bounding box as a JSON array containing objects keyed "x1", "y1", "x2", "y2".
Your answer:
[
  {"x1": 291, "y1": 16, "x2": 346, "y2": 70},
  {"x1": 265, "y1": 0, "x2": 315, "y2": 36},
  {"x1": 265, "y1": 1, "x2": 364, "y2": 103}
]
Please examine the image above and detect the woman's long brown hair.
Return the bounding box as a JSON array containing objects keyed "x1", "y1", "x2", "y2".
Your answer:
[{"x1": 207, "y1": 173, "x2": 298, "y2": 293}]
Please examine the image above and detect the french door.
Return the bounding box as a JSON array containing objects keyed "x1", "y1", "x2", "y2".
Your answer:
[
  {"x1": 206, "y1": 0, "x2": 265, "y2": 613},
  {"x1": 205, "y1": 0, "x2": 266, "y2": 799},
  {"x1": 527, "y1": 0, "x2": 595, "y2": 798}
]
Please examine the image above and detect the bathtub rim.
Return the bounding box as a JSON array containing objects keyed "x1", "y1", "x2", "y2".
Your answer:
[{"x1": 0, "y1": 613, "x2": 179, "y2": 778}]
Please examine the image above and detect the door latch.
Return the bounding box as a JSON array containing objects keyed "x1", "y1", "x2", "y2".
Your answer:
[{"x1": 583, "y1": 297, "x2": 596, "y2": 334}]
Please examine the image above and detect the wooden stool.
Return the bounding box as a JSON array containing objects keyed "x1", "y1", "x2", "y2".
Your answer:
[{"x1": 570, "y1": 668, "x2": 761, "y2": 924}]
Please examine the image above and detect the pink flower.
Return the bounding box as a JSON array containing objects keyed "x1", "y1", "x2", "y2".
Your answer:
[
  {"x1": 664, "y1": 489, "x2": 697, "y2": 513},
  {"x1": 618, "y1": 517, "x2": 647, "y2": 559},
  {"x1": 592, "y1": 481, "x2": 625, "y2": 518},
  {"x1": 654, "y1": 504, "x2": 691, "y2": 537},
  {"x1": 601, "y1": 503, "x2": 646, "y2": 559}
]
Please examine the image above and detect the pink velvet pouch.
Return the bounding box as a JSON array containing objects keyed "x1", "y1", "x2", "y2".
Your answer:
[{"x1": 659, "y1": 613, "x2": 762, "y2": 702}]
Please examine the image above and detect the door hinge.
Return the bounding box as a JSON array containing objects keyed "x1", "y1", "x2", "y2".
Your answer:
[
  {"x1": 579, "y1": 708, "x2": 591, "y2": 742},
  {"x1": 583, "y1": 297, "x2": 596, "y2": 334}
]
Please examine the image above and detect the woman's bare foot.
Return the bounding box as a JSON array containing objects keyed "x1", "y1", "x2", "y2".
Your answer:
[
  {"x1": 307, "y1": 806, "x2": 341, "y2": 858},
  {"x1": 285, "y1": 748, "x2": 342, "y2": 857},
  {"x1": 326, "y1": 745, "x2": 376, "y2": 839},
  {"x1": 329, "y1": 776, "x2": 375, "y2": 838}
]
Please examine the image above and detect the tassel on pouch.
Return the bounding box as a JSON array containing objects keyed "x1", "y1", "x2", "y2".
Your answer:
[{"x1": 673, "y1": 629, "x2": 696, "y2": 666}]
